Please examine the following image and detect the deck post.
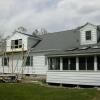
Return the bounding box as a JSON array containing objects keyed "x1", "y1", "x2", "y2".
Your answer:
[
  {"x1": 94, "y1": 55, "x2": 97, "y2": 71},
  {"x1": 76, "y1": 57, "x2": 79, "y2": 71},
  {"x1": 60, "y1": 57, "x2": 63, "y2": 71}
]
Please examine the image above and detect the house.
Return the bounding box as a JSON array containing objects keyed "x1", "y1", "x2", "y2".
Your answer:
[
  {"x1": 0, "y1": 22, "x2": 100, "y2": 86},
  {"x1": 46, "y1": 23, "x2": 100, "y2": 86},
  {"x1": 0, "y1": 29, "x2": 47, "y2": 76}
]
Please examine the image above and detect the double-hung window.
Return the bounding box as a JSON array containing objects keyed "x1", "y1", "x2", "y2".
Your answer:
[
  {"x1": 86, "y1": 31, "x2": 91, "y2": 40},
  {"x1": 25, "y1": 56, "x2": 33, "y2": 66},
  {"x1": 2, "y1": 57, "x2": 9, "y2": 66}
]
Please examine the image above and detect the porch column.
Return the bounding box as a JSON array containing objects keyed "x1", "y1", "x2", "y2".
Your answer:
[
  {"x1": 60, "y1": 57, "x2": 63, "y2": 71},
  {"x1": 76, "y1": 57, "x2": 79, "y2": 71},
  {"x1": 47, "y1": 58, "x2": 49, "y2": 71},
  {"x1": 94, "y1": 55, "x2": 97, "y2": 71},
  {"x1": 47, "y1": 58, "x2": 50, "y2": 71}
]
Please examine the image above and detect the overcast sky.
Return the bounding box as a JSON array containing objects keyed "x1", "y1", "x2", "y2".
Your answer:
[{"x1": 0, "y1": 0, "x2": 100, "y2": 36}]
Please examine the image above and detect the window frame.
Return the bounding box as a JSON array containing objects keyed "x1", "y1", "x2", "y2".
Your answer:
[
  {"x1": 97, "y1": 56, "x2": 100, "y2": 70},
  {"x1": 2, "y1": 57, "x2": 9, "y2": 66},
  {"x1": 11, "y1": 39, "x2": 22, "y2": 49},
  {"x1": 85, "y1": 31, "x2": 91, "y2": 40},
  {"x1": 62, "y1": 57, "x2": 76, "y2": 70},
  {"x1": 25, "y1": 56, "x2": 33, "y2": 66},
  {"x1": 48, "y1": 57, "x2": 60, "y2": 70},
  {"x1": 79, "y1": 56, "x2": 94, "y2": 71}
]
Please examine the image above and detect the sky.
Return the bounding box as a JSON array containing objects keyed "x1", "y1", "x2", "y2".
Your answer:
[{"x1": 0, "y1": 0, "x2": 100, "y2": 36}]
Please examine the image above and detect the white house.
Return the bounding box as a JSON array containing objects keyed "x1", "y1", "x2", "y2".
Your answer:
[
  {"x1": 46, "y1": 23, "x2": 100, "y2": 86},
  {"x1": 1, "y1": 22, "x2": 100, "y2": 86},
  {"x1": 0, "y1": 30, "x2": 47, "y2": 76}
]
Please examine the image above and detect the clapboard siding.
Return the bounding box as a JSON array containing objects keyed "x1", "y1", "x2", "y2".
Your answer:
[
  {"x1": 47, "y1": 71, "x2": 100, "y2": 86},
  {"x1": 6, "y1": 32, "x2": 28, "y2": 52},
  {"x1": 33, "y1": 56, "x2": 47, "y2": 74},
  {"x1": 0, "y1": 53, "x2": 47, "y2": 75},
  {"x1": 80, "y1": 24, "x2": 97, "y2": 45}
]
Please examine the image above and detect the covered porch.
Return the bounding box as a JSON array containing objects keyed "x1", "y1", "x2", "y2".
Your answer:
[
  {"x1": 47, "y1": 55, "x2": 100, "y2": 86},
  {"x1": 48, "y1": 55, "x2": 100, "y2": 71}
]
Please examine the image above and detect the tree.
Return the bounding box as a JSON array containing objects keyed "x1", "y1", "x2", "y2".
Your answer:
[
  {"x1": 32, "y1": 29, "x2": 39, "y2": 35},
  {"x1": 0, "y1": 33, "x2": 4, "y2": 41},
  {"x1": 40, "y1": 28, "x2": 48, "y2": 35},
  {"x1": 16, "y1": 26, "x2": 27, "y2": 33}
]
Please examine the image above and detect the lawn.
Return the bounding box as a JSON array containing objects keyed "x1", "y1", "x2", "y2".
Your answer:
[{"x1": 0, "y1": 83, "x2": 100, "y2": 100}]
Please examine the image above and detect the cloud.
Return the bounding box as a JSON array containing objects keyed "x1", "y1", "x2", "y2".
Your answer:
[{"x1": 0, "y1": 0, "x2": 100, "y2": 37}]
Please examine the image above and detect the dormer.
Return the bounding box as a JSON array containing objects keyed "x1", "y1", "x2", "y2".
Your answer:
[
  {"x1": 6, "y1": 30, "x2": 41, "y2": 52},
  {"x1": 79, "y1": 23, "x2": 98, "y2": 45}
]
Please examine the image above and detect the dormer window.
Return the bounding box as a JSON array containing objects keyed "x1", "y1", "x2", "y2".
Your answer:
[
  {"x1": 11, "y1": 39, "x2": 22, "y2": 49},
  {"x1": 80, "y1": 23, "x2": 97, "y2": 45},
  {"x1": 86, "y1": 31, "x2": 91, "y2": 40}
]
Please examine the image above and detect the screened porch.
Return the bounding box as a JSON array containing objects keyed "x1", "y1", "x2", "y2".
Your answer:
[
  {"x1": 48, "y1": 55, "x2": 100, "y2": 71},
  {"x1": 47, "y1": 55, "x2": 100, "y2": 86}
]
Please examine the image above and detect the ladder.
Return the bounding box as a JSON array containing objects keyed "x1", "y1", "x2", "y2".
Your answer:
[{"x1": 18, "y1": 47, "x2": 33, "y2": 79}]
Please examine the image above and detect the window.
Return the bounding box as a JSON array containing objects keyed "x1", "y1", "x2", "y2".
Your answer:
[
  {"x1": 87, "y1": 56, "x2": 94, "y2": 70},
  {"x1": 25, "y1": 56, "x2": 33, "y2": 66},
  {"x1": 86, "y1": 31, "x2": 91, "y2": 40},
  {"x1": 79, "y1": 57, "x2": 86, "y2": 70},
  {"x1": 79, "y1": 56, "x2": 94, "y2": 70},
  {"x1": 63, "y1": 57, "x2": 68, "y2": 70},
  {"x1": 48, "y1": 57, "x2": 60, "y2": 70},
  {"x1": 97, "y1": 56, "x2": 100, "y2": 70},
  {"x1": 70, "y1": 57, "x2": 76, "y2": 70},
  {"x1": 63, "y1": 57, "x2": 76, "y2": 70},
  {"x1": 11, "y1": 39, "x2": 22, "y2": 49},
  {"x1": 2, "y1": 57, "x2": 9, "y2": 66}
]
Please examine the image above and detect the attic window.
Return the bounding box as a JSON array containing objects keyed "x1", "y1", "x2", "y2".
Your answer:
[
  {"x1": 11, "y1": 39, "x2": 22, "y2": 49},
  {"x1": 86, "y1": 31, "x2": 91, "y2": 40}
]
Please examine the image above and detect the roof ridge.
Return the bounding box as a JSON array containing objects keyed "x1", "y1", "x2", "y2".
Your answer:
[
  {"x1": 16, "y1": 31, "x2": 42, "y2": 40},
  {"x1": 39, "y1": 29, "x2": 77, "y2": 36}
]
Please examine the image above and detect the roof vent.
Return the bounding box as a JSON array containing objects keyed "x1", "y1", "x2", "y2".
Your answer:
[
  {"x1": 66, "y1": 48, "x2": 77, "y2": 51},
  {"x1": 92, "y1": 46, "x2": 100, "y2": 49},
  {"x1": 79, "y1": 46, "x2": 89, "y2": 50}
]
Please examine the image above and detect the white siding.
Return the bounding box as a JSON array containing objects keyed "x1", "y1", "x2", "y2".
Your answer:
[
  {"x1": 2, "y1": 54, "x2": 23, "y2": 74},
  {"x1": 0, "y1": 57, "x2": 3, "y2": 73},
  {"x1": 33, "y1": 55, "x2": 47, "y2": 75},
  {"x1": 0, "y1": 53, "x2": 47, "y2": 75},
  {"x1": 80, "y1": 24, "x2": 97, "y2": 45},
  {"x1": 47, "y1": 71, "x2": 100, "y2": 86},
  {"x1": 6, "y1": 32, "x2": 28, "y2": 52}
]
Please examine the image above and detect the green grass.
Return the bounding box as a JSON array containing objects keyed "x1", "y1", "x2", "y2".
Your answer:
[{"x1": 0, "y1": 83, "x2": 99, "y2": 100}]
